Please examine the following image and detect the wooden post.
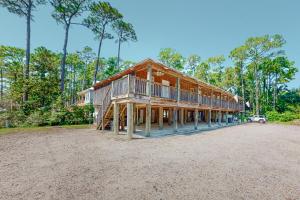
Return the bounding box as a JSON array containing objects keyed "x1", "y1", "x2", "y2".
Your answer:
[
  {"x1": 101, "y1": 105, "x2": 105, "y2": 132},
  {"x1": 208, "y1": 109, "x2": 211, "y2": 127},
  {"x1": 168, "y1": 108, "x2": 172, "y2": 125},
  {"x1": 159, "y1": 107, "x2": 163, "y2": 130},
  {"x1": 194, "y1": 108, "x2": 198, "y2": 130},
  {"x1": 145, "y1": 104, "x2": 151, "y2": 137},
  {"x1": 133, "y1": 104, "x2": 136, "y2": 132},
  {"x1": 177, "y1": 78, "x2": 180, "y2": 102},
  {"x1": 127, "y1": 102, "x2": 134, "y2": 139},
  {"x1": 211, "y1": 91, "x2": 213, "y2": 105},
  {"x1": 196, "y1": 86, "x2": 199, "y2": 105},
  {"x1": 146, "y1": 65, "x2": 152, "y2": 97},
  {"x1": 226, "y1": 111, "x2": 229, "y2": 125},
  {"x1": 173, "y1": 107, "x2": 178, "y2": 132},
  {"x1": 136, "y1": 107, "x2": 139, "y2": 125},
  {"x1": 218, "y1": 110, "x2": 222, "y2": 126},
  {"x1": 111, "y1": 80, "x2": 114, "y2": 98},
  {"x1": 121, "y1": 105, "x2": 125, "y2": 131},
  {"x1": 113, "y1": 102, "x2": 119, "y2": 135},
  {"x1": 180, "y1": 108, "x2": 184, "y2": 126}
]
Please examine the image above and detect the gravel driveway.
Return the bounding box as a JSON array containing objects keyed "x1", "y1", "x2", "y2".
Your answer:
[{"x1": 0, "y1": 124, "x2": 299, "y2": 200}]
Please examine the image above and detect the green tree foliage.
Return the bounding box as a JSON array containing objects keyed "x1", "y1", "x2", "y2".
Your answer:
[
  {"x1": 0, "y1": 1, "x2": 139, "y2": 127},
  {"x1": 229, "y1": 45, "x2": 248, "y2": 111},
  {"x1": 186, "y1": 54, "x2": 201, "y2": 76},
  {"x1": 206, "y1": 55, "x2": 225, "y2": 87},
  {"x1": 195, "y1": 62, "x2": 210, "y2": 83},
  {"x1": 156, "y1": 35, "x2": 298, "y2": 120},
  {"x1": 78, "y1": 46, "x2": 95, "y2": 90},
  {"x1": 50, "y1": 0, "x2": 90, "y2": 94},
  {"x1": 83, "y1": 1, "x2": 122, "y2": 83},
  {"x1": 158, "y1": 48, "x2": 185, "y2": 70},
  {"x1": 244, "y1": 34, "x2": 286, "y2": 115},
  {"x1": 30, "y1": 47, "x2": 60, "y2": 108},
  {"x1": 0, "y1": 46, "x2": 25, "y2": 106},
  {"x1": 112, "y1": 20, "x2": 137, "y2": 69},
  {"x1": 0, "y1": 0, "x2": 46, "y2": 102}
]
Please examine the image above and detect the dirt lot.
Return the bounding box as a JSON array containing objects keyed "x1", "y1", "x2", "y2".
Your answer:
[{"x1": 0, "y1": 124, "x2": 299, "y2": 200}]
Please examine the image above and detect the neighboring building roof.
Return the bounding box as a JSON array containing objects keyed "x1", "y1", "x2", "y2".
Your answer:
[
  {"x1": 93, "y1": 58, "x2": 242, "y2": 99},
  {"x1": 77, "y1": 87, "x2": 94, "y2": 96}
]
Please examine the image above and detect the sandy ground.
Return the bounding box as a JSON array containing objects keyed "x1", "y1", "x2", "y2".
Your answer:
[{"x1": 0, "y1": 124, "x2": 300, "y2": 200}]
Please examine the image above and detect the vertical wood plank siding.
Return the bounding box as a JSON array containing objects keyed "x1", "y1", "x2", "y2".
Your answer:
[{"x1": 112, "y1": 76, "x2": 128, "y2": 97}]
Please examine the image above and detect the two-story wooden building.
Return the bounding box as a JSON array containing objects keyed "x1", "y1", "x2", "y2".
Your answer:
[{"x1": 93, "y1": 59, "x2": 244, "y2": 138}]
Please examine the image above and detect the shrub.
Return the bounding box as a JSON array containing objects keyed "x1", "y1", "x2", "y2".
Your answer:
[
  {"x1": 0, "y1": 110, "x2": 27, "y2": 128},
  {"x1": 278, "y1": 112, "x2": 298, "y2": 122},
  {"x1": 266, "y1": 111, "x2": 280, "y2": 121},
  {"x1": 1, "y1": 103, "x2": 95, "y2": 128},
  {"x1": 266, "y1": 110, "x2": 299, "y2": 122},
  {"x1": 26, "y1": 110, "x2": 51, "y2": 126}
]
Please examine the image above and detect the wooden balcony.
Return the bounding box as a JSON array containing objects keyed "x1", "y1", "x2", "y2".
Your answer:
[{"x1": 110, "y1": 74, "x2": 243, "y2": 112}]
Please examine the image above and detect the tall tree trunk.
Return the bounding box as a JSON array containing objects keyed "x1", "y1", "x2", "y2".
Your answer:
[
  {"x1": 266, "y1": 73, "x2": 270, "y2": 105},
  {"x1": 82, "y1": 61, "x2": 87, "y2": 90},
  {"x1": 72, "y1": 66, "x2": 76, "y2": 104},
  {"x1": 93, "y1": 33, "x2": 104, "y2": 84},
  {"x1": 255, "y1": 64, "x2": 259, "y2": 115},
  {"x1": 23, "y1": 4, "x2": 31, "y2": 102},
  {"x1": 241, "y1": 64, "x2": 245, "y2": 113},
  {"x1": 0, "y1": 67, "x2": 3, "y2": 100},
  {"x1": 117, "y1": 38, "x2": 121, "y2": 69},
  {"x1": 61, "y1": 23, "x2": 70, "y2": 94},
  {"x1": 273, "y1": 73, "x2": 277, "y2": 110}
]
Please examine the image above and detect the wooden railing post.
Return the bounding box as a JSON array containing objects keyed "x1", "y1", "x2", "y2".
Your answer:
[
  {"x1": 127, "y1": 74, "x2": 131, "y2": 96},
  {"x1": 197, "y1": 86, "x2": 201, "y2": 105},
  {"x1": 176, "y1": 78, "x2": 180, "y2": 102},
  {"x1": 111, "y1": 81, "x2": 114, "y2": 98},
  {"x1": 146, "y1": 65, "x2": 152, "y2": 97},
  {"x1": 210, "y1": 90, "x2": 213, "y2": 108}
]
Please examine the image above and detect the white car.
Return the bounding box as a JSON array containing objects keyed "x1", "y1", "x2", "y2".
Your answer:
[{"x1": 248, "y1": 115, "x2": 267, "y2": 123}]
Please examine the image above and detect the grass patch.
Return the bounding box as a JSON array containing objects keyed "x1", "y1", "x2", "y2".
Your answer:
[
  {"x1": 269, "y1": 119, "x2": 300, "y2": 126},
  {"x1": 0, "y1": 124, "x2": 93, "y2": 136}
]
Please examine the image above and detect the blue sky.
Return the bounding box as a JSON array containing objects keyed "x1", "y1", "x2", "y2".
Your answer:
[{"x1": 0, "y1": 0, "x2": 299, "y2": 88}]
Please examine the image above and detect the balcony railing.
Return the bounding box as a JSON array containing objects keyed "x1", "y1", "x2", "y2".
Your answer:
[
  {"x1": 112, "y1": 76, "x2": 128, "y2": 97},
  {"x1": 135, "y1": 77, "x2": 147, "y2": 95},
  {"x1": 110, "y1": 76, "x2": 243, "y2": 111}
]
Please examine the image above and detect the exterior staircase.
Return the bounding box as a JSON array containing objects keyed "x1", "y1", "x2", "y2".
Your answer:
[{"x1": 97, "y1": 86, "x2": 113, "y2": 130}]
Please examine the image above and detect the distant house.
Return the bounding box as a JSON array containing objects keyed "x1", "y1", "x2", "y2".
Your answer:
[
  {"x1": 92, "y1": 59, "x2": 244, "y2": 138},
  {"x1": 77, "y1": 87, "x2": 94, "y2": 106}
]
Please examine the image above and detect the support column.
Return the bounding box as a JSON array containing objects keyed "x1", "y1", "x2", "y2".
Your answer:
[
  {"x1": 121, "y1": 111, "x2": 125, "y2": 131},
  {"x1": 208, "y1": 109, "x2": 211, "y2": 127},
  {"x1": 180, "y1": 108, "x2": 184, "y2": 126},
  {"x1": 218, "y1": 110, "x2": 222, "y2": 126},
  {"x1": 145, "y1": 104, "x2": 151, "y2": 137},
  {"x1": 226, "y1": 111, "x2": 229, "y2": 125},
  {"x1": 194, "y1": 109, "x2": 198, "y2": 130},
  {"x1": 127, "y1": 102, "x2": 134, "y2": 139},
  {"x1": 113, "y1": 102, "x2": 119, "y2": 135},
  {"x1": 133, "y1": 104, "x2": 136, "y2": 132},
  {"x1": 101, "y1": 106, "x2": 105, "y2": 132},
  {"x1": 168, "y1": 108, "x2": 172, "y2": 125},
  {"x1": 136, "y1": 107, "x2": 139, "y2": 125},
  {"x1": 159, "y1": 107, "x2": 163, "y2": 130},
  {"x1": 173, "y1": 107, "x2": 178, "y2": 132}
]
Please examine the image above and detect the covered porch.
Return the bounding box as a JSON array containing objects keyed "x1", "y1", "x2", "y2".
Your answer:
[{"x1": 111, "y1": 102, "x2": 241, "y2": 138}]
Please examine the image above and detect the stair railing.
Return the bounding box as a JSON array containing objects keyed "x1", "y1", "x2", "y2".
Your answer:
[{"x1": 97, "y1": 86, "x2": 112, "y2": 129}]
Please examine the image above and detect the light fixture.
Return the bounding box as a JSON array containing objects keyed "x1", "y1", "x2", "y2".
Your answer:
[{"x1": 155, "y1": 71, "x2": 164, "y2": 76}]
